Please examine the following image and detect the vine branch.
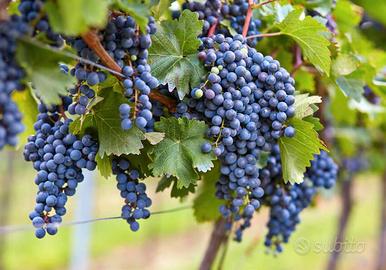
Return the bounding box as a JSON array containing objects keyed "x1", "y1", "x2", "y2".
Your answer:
[
  {"x1": 377, "y1": 169, "x2": 386, "y2": 270},
  {"x1": 327, "y1": 177, "x2": 354, "y2": 270},
  {"x1": 0, "y1": 0, "x2": 11, "y2": 21},
  {"x1": 251, "y1": 0, "x2": 278, "y2": 9},
  {"x1": 200, "y1": 218, "x2": 229, "y2": 270},
  {"x1": 242, "y1": 0, "x2": 254, "y2": 37},
  {"x1": 81, "y1": 31, "x2": 177, "y2": 112}
]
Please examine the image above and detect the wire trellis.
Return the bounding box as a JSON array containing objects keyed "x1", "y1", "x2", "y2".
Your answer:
[{"x1": 0, "y1": 205, "x2": 192, "y2": 235}]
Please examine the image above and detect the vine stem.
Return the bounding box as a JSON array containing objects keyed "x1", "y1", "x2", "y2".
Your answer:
[
  {"x1": 327, "y1": 177, "x2": 354, "y2": 270},
  {"x1": 199, "y1": 218, "x2": 229, "y2": 270},
  {"x1": 290, "y1": 45, "x2": 303, "y2": 76},
  {"x1": 242, "y1": 0, "x2": 254, "y2": 37},
  {"x1": 0, "y1": 0, "x2": 11, "y2": 21},
  {"x1": 246, "y1": 31, "x2": 282, "y2": 39},
  {"x1": 251, "y1": 0, "x2": 278, "y2": 9},
  {"x1": 377, "y1": 169, "x2": 386, "y2": 270},
  {"x1": 81, "y1": 31, "x2": 177, "y2": 112},
  {"x1": 208, "y1": 21, "x2": 218, "y2": 37}
]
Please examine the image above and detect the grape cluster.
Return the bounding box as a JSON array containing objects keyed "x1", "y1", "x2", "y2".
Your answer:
[
  {"x1": 68, "y1": 15, "x2": 159, "y2": 131},
  {"x1": 181, "y1": 0, "x2": 262, "y2": 47},
  {"x1": 260, "y1": 147, "x2": 338, "y2": 252},
  {"x1": 342, "y1": 156, "x2": 368, "y2": 174},
  {"x1": 179, "y1": 33, "x2": 296, "y2": 239},
  {"x1": 102, "y1": 15, "x2": 158, "y2": 131},
  {"x1": 23, "y1": 104, "x2": 98, "y2": 238},
  {"x1": 0, "y1": 16, "x2": 30, "y2": 150},
  {"x1": 305, "y1": 150, "x2": 338, "y2": 189},
  {"x1": 68, "y1": 85, "x2": 96, "y2": 115},
  {"x1": 18, "y1": 0, "x2": 64, "y2": 46},
  {"x1": 112, "y1": 157, "x2": 152, "y2": 231}
]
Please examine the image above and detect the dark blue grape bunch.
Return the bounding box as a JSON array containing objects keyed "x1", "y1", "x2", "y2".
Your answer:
[
  {"x1": 305, "y1": 150, "x2": 338, "y2": 189},
  {"x1": 23, "y1": 103, "x2": 98, "y2": 238},
  {"x1": 260, "y1": 147, "x2": 338, "y2": 253},
  {"x1": 0, "y1": 16, "x2": 30, "y2": 150},
  {"x1": 68, "y1": 85, "x2": 96, "y2": 115},
  {"x1": 112, "y1": 157, "x2": 152, "y2": 232},
  {"x1": 18, "y1": 0, "x2": 64, "y2": 46},
  {"x1": 101, "y1": 15, "x2": 158, "y2": 131},
  {"x1": 181, "y1": 33, "x2": 296, "y2": 241}
]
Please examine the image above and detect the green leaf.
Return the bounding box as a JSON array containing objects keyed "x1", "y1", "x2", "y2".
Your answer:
[
  {"x1": 95, "y1": 154, "x2": 112, "y2": 179},
  {"x1": 329, "y1": 84, "x2": 357, "y2": 125},
  {"x1": 170, "y1": 179, "x2": 196, "y2": 199},
  {"x1": 45, "y1": 0, "x2": 108, "y2": 35},
  {"x1": 149, "y1": 117, "x2": 216, "y2": 188},
  {"x1": 332, "y1": 54, "x2": 359, "y2": 76},
  {"x1": 276, "y1": 9, "x2": 331, "y2": 75},
  {"x1": 149, "y1": 10, "x2": 205, "y2": 99},
  {"x1": 69, "y1": 114, "x2": 95, "y2": 136},
  {"x1": 333, "y1": 0, "x2": 361, "y2": 33},
  {"x1": 16, "y1": 38, "x2": 76, "y2": 105},
  {"x1": 156, "y1": 175, "x2": 173, "y2": 192},
  {"x1": 144, "y1": 132, "x2": 165, "y2": 145},
  {"x1": 11, "y1": 87, "x2": 38, "y2": 148},
  {"x1": 151, "y1": 0, "x2": 171, "y2": 20},
  {"x1": 193, "y1": 162, "x2": 222, "y2": 223},
  {"x1": 257, "y1": 151, "x2": 270, "y2": 169},
  {"x1": 156, "y1": 176, "x2": 196, "y2": 199},
  {"x1": 113, "y1": 0, "x2": 150, "y2": 32},
  {"x1": 303, "y1": 116, "x2": 324, "y2": 131},
  {"x1": 294, "y1": 69, "x2": 315, "y2": 92},
  {"x1": 335, "y1": 76, "x2": 365, "y2": 102},
  {"x1": 294, "y1": 94, "x2": 322, "y2": 119},
  {"x1": 93, "y1": 90, "x2": 145, "y2": 157},
  {"x1": 279, "y1": 118, "x2": 327, "y2": 184}
]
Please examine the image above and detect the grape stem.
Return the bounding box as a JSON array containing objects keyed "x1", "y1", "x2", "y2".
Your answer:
[
  {"x1": 0, "y1": 0, "x2": 11, "y2": 21},
  {"x1": 246, "y1": 31, "x2": 282, "y2": 39},
  {"x1": 290, "y1": 45, "x2": 303, "y2": 76},
  {"x1": 208, "y1": 21, "x2": 218, "y2": 37},
  {"x1": 81, "y1": 30, "x2": 177, "y2": 112},
  {"x1": 251, "y1": 0, "x2": 278, "y2": 9},
  {"x1": 242, "y1": 0, "x2": 254, "y2": 37}
]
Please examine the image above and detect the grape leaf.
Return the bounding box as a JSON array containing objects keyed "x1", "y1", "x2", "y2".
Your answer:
[
  {"x1": 294, "y1": 94, "x2": 322, "y2": 119},
  {"x1": 279, "y1": 117, "x2": 327, "y2": 184},
  {"x1": 144, "y1": 132, "x2": 165, "y2": 145},
  {"x1": 335, "y1": 76, "x2": 365, "y2": 102},
  {"x1": 113, "y1": 0, "x2": 150, "y2": 32},
  {"x1": 333, "y1": 0, "x2": 361, "y2": 33},
  {"x1": 95, "y1": 154, "x2": 112, "y2": 179},
  {"x1": 69, "y1": 114, "x2": 95, "y2": 136},
  {"x1": 294, "y1": 69, "x2": 315, "y2": 92},
  {"x1": 193, "y1": 162, "x2": 222, "y2": 223},
  {"x1": 332, "y1": 54, "x2": 359, "y2": 76},
  {"x1": 45, "y1": 0, "x2": 108, "y2": 35},
  {"x1": 92, "y1": 90, "x2": 145, "y2": 157},
  {"x1": 16, "y1": 38, "x2": 75, "y2": 105},
  {"x1": 151, "y1": 0, "x2": 171, "y2": 20},
  {"x1": 149, "y1": 117, "x2": 215, "y2": 188},
  {"x1": 11, "y1": 87, "x2": 38, "y2": 148},
  {"x1": 276, "y1": 9, "x2": 331, "y2": 75},
  {"x1": 303, "y1": 116, "x2": 324, "y2": 131},
  {"x1": 156, "y1": 176, "x2": 196, "y2": 199},
  {"x1": 149, "y1": 10, "x2": 205, "y2": 99}
]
